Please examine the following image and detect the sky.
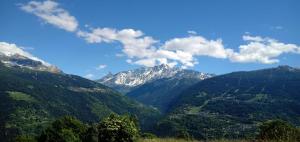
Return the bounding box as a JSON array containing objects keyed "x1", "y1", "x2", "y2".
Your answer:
[{"x1": 1, "y1": 0, "x2": 300, "y2": 79}]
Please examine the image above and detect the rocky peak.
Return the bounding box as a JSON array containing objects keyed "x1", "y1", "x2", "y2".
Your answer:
[{"x1": 97, "y1": 64, "x2": 213, "y2": 93}]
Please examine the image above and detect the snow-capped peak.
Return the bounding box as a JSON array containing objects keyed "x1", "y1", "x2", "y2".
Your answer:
[
  {"x1": 0, "y1": 42, "x2": 61, "y2": 73},
  {"x1": 98, "y1": 64, "x2": 213, "y2": 89}
]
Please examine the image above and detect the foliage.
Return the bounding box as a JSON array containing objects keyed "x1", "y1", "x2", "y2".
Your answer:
[
  {"x1": 138, "y1": 138, "x2": 249, "y2": 142},
  {"x1": 98, "y1": 114, "x2": 140, "y2": 142},
  {"x1": 37, "y1": 116, "x2": 87, "y2": 142},
  {"x1": 156, "y1": 120, "x2": 191, "y2": 140},
  {"x1": 34, "y1": 114, "x2": 140, "y2": 142},
  {"x1": 7, "y1": 91, "x2": 37, "y2": 103},
  {"x1": 141, "y1": 133, "x2": 157, "y2": 139},
  {"x1": 82, "y1": 124, "x2": 98, "y2": 142},
  {"x1": 14, "y1": 135, "x2": 37, "y2": 142},
  {"x1": 256, "y1": 120, "x2": 300, "y2": 142}
]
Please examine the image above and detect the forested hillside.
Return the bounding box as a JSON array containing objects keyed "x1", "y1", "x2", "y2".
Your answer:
[{"x1": 0, "y1": 63, "x2": 160, "y2": 142}]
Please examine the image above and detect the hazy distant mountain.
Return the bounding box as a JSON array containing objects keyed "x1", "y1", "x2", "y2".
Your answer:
[
  {"x1": 98, "y1": 64, "x2": 214, "y2": 94},
  {"x1": 156, "y1": 65, "x2": 300, "y2": 139}
]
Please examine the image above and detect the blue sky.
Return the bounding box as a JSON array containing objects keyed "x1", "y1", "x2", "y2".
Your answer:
[{"x1": 1, "y1": 0, "x2": 300, "y2": 79}]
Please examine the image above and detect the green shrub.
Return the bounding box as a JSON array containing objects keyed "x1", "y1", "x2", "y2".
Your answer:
[
  {"x1": 14, "y1": 135, "x2": 37, "y2": 142},
  {"x1": 141, "y1": 132, "x2": 157, "y2": 139},
  {"x1": 37, "y1": 116, "x2": 87, "y2": 142},
  {"x1": 98, "y1": 114, "x2": 140, "y2": 142},
  {"x1": 82, "y1": 124, "x2": 99, "y2": 142},
  {"x1": 257, "y1": 119, "x2": 300, "y2": 142}
]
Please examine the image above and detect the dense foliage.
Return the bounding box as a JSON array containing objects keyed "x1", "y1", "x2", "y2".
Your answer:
[
  {"x1": 257, "y1": 120, "x2": 300, "y2": 142},
  {"x1": 15, "y1": 117, "x2": 300, "y2": 142},
  {"x1": 98, "y1": 114, "x2": 140, "y2": 142},
  {"x1": 14, "y1": 114, "x2": 141, "y2": 142},
  {"x1": 38, "y1": 116, "x2": 87, "y2": 142},
  {"x1": 0, "y1": 63, "x2": 160, "y2": 142}
]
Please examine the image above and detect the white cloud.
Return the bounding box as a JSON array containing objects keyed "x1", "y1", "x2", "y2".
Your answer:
[
  {"x1": 77, "y1": 27, "x2": 161, "y2": 66},
  {"x1": 187, "y1": 30, "x2": 197, "y2": 35},
  {"x1": 0, "y1": 42, "x2": 51, "y2": 66},
  {"x1": 133, "y1": 58, "x2": 156, "y2": 67},
  {"x1": 228, "y1": 35, "x2": 300, "y2": 64},
  {"x1": 96, "y1": 64, "x2": 107, "y2": 70},
  {"x1": 84, "y1": 73, "x2": 94, "y2": 79},
  {"x1": 20, "y1": 0, "x2": 78, "y2": 32},
  {"x1": 163, "y1": 36, "x2": 229, "y2": 59},
  {"x1": 78, "y1": 27, "x2": 300, "y2": 67},
  {"x1": 242, "y1": 35, "x2": 264, "y2": 42}
]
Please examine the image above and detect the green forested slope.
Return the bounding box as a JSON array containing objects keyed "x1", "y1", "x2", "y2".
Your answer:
[
  {"x1": 0, "y1": 63, "x2": 160, "y2": 141},
  {"x1": 127, "y1": 77, "x2": 201, "y2": 113},
  {"x1": 157, "y1": 66, "x2": 300, "y2": 139}
]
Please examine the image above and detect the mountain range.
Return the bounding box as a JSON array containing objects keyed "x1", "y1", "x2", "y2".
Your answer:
[
  {"x1": 1, "y1": 48, "x2": 300, "y2": 141},
  {"x1": 98, "y1": 64, "x2": 213, "y2": 112},
  {"x1": 97, "y1": 64, "x2": 213, "y2": 94}
]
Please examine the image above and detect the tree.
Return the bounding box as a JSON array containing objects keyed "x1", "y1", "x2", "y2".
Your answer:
[
  {"x1": 98, "y1": 114, "x2": 140, "y2": 142},
  {"x1": 15, "y1": 135, "x2": 37, "y2": 142},
  {"x1": 257, "y1": 119, "x2": 300, "y2": 142},
  {"x1": 37, "y1": 116, "x2": 87, "y2": 142},
  {"x1": 82, "y1": 124, "x2": 98, "y2": 142}
]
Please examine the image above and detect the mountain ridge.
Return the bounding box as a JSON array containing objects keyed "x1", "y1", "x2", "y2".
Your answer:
[
  {"x1": 97, "y1": 64, "x2": 214, "y2": 94},
  {"x1": 0, "y1": 49, "x2": 61, "y2": 73},
  {"x1": 156, "y1": 65, "x2": 300, "y2": 139}
]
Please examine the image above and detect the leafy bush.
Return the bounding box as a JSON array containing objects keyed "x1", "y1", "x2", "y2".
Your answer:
[
  {"x1": 256, "y1": 119, "x2": 300, "y2": 142},
  {"x1": 98, "y1": 114, "x2": 140, "y2": 142},
  {"x1": 14, "y1": 135, "x2": 36, "y2": 142},
  {"x1": 141, "y1": 132, "x2": 157, "y2": 139},
  {"x1": 156, "y1": 120, "x2": 192, "y2": 140},
  {"x1": 37, "y1": 116, "x2": 87, "y2": 142},
  {"x1": 82, "y1": 124, "x2": 98, "y2": 142}
]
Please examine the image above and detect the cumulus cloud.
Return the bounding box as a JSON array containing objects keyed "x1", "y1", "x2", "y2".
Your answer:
[
  {"x1": 0, "y1": 42, "x2": 51, "y2": 66},
  {"x1": 75, "y1": 27, "x2": 300, "y2": 67},
  {"x1": 77, "y1": 27, "x2": 229, "y2": 68},
  {"x1": 228, "y1": 35, "x2": 300, "y2": 64},
  {"x1": 77, "y1": 27, "x2": 162, "y2": 67},
  {"x1": 20, "y1": 0, "x2": 78, "y2": 32},
  {"x1": 96, "y1": 64, "x2": 107, "y2": 70},
  {"x1": 77, "y1": 28, "x2": 157, "y2": 58},
  {"x1": 163, "y1": 36, "x2": 230, "y2": 58}
]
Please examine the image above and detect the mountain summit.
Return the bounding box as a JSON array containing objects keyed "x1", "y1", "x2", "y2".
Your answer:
[
  {"x1": 97, "y1": 64, "x2": 214, "y2": 94},
  {"x1": 0, "y1": 42, "x2": 61, "y2": 73}
]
